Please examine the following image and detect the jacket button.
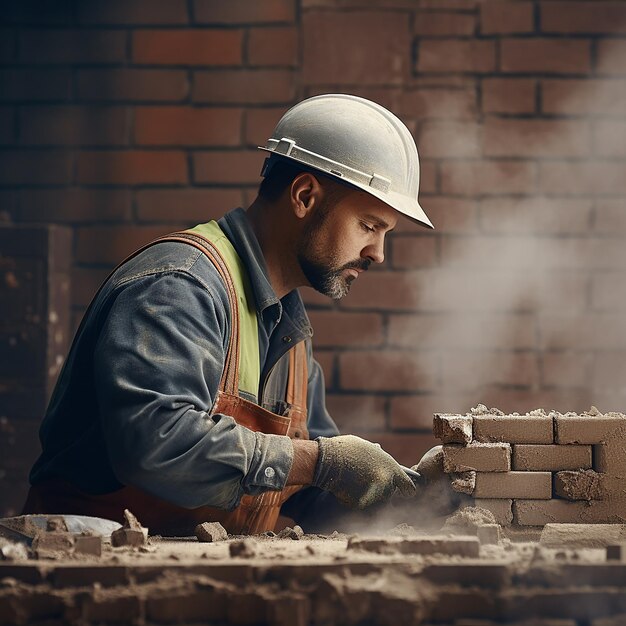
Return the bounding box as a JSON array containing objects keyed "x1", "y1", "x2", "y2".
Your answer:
[
  {"x1": 264, "y1": 467, "x2": 276, "y2": 479},
  {"x1": 282, "y1": 336, "x2": 292, "y2": 343},
  {"x1": 293, "y1": 431, "x2": 301, "y2": 438}
]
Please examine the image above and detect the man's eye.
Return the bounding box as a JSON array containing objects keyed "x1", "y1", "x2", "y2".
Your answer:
[{"x1": 361, "y1": 222, "x2": 375, "y2": 233}]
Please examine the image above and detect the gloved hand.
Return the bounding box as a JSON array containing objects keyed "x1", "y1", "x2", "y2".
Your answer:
[{"x1": 312, "y1": 435, "x2": 417, "y2": 509}]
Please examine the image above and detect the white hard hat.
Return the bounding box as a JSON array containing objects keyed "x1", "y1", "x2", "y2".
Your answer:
[{"x1": 259, "y1": 94, "x2": 433, "y2": 229}]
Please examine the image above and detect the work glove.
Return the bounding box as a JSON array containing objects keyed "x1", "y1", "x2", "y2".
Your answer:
[{"x1": 312, "y1": 435, "x2": 417, "y2": 509}]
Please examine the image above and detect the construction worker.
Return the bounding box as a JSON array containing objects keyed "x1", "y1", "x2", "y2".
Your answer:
[{"x1": 24, "y1": 94, "x2": 435, "y2": 535}]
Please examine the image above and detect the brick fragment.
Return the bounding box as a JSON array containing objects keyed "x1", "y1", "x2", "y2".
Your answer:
[
  {"x1": 347, "y1": 535, "x2": 479, "y2": 557},
  {"x1": 514, "y1": 499, "x2": 626, "y2": 525},
  {"x1": 32, "y1": 531, "x2": 74, "y2": 557},
  {"x1": 541, "y1": 524, "x2": 626, "y2": 548},
  {"x1": 443, "y1": 442, "x2": 510, "y2": 473},
  {"x1": 195, "y1": 521, "x2": 228, "y2": 542},
  {"x1": 607, "y1": 543, "x2": 626, "y2": 562},
  {"x1": 474, "y1": 472, "x2": 552, "y2": 499},
  {"x1": 513, "y1": 444, "x2": 592, "y2": 471},
  {"x1": 433, "y1": 413, "x2": 473, "y2": 444},
  {"x1": 474, "y1": 414, "x2": 553, "y2": 444},
  {"x1": 477, "y1": 524, "x2": 501, "y2": 545},
  {"x1": 277, "y1": 525, "x2": 304, "y2": 540},
  {"x1": 451, "y1": 471, "x2": 476, "y2": 495},
  {"x1": 229, "y1": 539, "x2": 256, "y2": 558},
  {"x1": 74, "y1": 534, "x2": 102, "y2": 556},
  {"x1": 473, "y1": 499, "x2": 513, "y2": 526},
  {"x1": 554, "y1": 470, "x2": 606, "y2": 501},
  {"x1": 110, "y1": 528, "x2": 145, "y2": 547}
]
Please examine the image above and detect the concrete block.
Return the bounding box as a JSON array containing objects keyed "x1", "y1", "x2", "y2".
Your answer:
[
  {"x1": 474, "y1": 471, "x2": 552, "y2": 499},
  {"x1": 541, "y1": 524, "x2": 626, "y2": 549},
  {"x1": 443, "y1": 442, "x2": 511, "y2": 473},
  {"x1": 513, "y1": 499, "x2": 626, "y2": 526},
  {"x1": 554, "y1": 470, "x2": 606, "y2": 501},
  {"x1": 513, "y1": 444, "x2": 592, "y2": 471},
  {"x1": 477, "y1": 524, "x2": 501, "y2": 545},
  {"x1": 474, "y1": 414, "x2": 553, "y2": 444},
  {"x1": 451, "y1": 471, "x2": 476, "y2": 495},
  {"x1": 347, "y1": 535, "x2": 480, "y2": 557},
  {"x1": 433, "y1": 413, "x2": 473, "y2": 444},
  {"x1": 554, "y1": 413, "x2": 626, "y2": 444},
  {"x1": 607, "y1": 543, "x2": 626, "y2": 562},
  {"x1": 473, "y1": 499, "x2": 514, "y2": 526},
  {"x1": 195, "y1": 521, "x2": 228, "y2": 543}
]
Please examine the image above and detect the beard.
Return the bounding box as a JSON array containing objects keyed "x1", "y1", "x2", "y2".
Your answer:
[{"x1": 297, "y1": 202, "x2": 371, "y2": 299}]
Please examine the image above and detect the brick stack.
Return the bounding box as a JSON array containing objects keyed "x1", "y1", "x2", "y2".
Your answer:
[{"x1": 435, "y1": 405, "x2": 626, "y2": 526}]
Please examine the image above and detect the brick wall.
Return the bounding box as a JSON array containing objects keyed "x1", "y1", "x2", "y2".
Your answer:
[{"x1": 0, "y1": 0, "x2": 625, "y2": 510}]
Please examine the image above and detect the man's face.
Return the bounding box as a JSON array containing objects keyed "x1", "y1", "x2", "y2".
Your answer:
[{"x1": 297, "y1": 188, "x2": 398, "y2": 299}]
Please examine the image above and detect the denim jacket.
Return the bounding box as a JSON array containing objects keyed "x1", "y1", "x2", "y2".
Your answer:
[{"x1": 30, "y1": 208, "x2": 339, "y2": 515}]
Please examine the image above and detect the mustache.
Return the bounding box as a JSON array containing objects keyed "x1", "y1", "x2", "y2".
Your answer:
[{"x1": 339, "y1": 258, "x2": 371, "y2": 272}]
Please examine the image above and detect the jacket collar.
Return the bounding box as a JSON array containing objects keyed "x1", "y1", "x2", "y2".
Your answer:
[{"x1": 218, "y1": 208, "x2": 312, "y2": 334}]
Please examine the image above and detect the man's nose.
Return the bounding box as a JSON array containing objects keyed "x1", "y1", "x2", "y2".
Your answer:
[{"x1": 363, "y1": 238, "x2": 385, "y2": 265}]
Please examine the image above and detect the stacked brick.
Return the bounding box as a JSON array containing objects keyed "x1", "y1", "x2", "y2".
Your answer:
[{"x1": 435, "y1": 405, "x2": 626, "y2": 526}]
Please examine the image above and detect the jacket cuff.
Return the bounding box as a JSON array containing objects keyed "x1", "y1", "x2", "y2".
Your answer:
[{"x1": 243, "y1": 432, "x2": 294, "y2": 494}]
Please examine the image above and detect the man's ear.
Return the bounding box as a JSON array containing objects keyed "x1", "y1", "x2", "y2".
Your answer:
[{"x1": 290, "y1": 172, "x2": 322, "y2": 219}]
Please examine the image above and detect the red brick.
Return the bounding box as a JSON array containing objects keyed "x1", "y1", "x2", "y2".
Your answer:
[
  {"x1": 539, "y1": 162, "x2": 626, "y2": 196},
  {"x1": 326, "y1": 394, "x2": 387, "y2": 432},
  {"x1": 303, "y1": 11, "x2": 411, "y2": 85},
  {"x1": 134, "y1": 107, "x2": 241, "y2": 147},
  {"x1": 482, "y1": 78, "x2": 536, "y2": 114},
  {"x1": 480, "y1": 1, "x2": 534, "y2": 34},
  {"x1": 593, "y1": 121, "x2": 626, "y2": 158},
  {"x1": 484, "y1": 118, "x2": 589, "y2": 158},
  {"x1": 193, "y1": 69, "x2": 296, "y2": 103},
  {"x1": 313, "y1": 349, "x2": 334, "y2": 380},
  {"x1": 18, "y1": 188, "x2": 130, "y2": 223},
  {"x1": 75, "y1": 225, "x2": 176, "y2": 264},
  {"x1": 413, "y1": 11, "x2": 476, "y2": 36},
  {"x1": 247, "y1": 26, "x2": 298, "y2": 66},
  {"x1": 441, "y1": 160, "x2": 536, "y2": 196},
  {"x1": 542, "y1": 353, "x2": 591, "y2": 388},
  {"x1": 591, "y1": 273, "x2": 626, "y2": 311},
  {"x1": 76, "y1": 0, "x2": 188, "y2": 24},
  {"x1": 0, "y1": 69, "x2": 70, "y2": 101},
  {"x1": 193, "y1": 150, "x2": 263, "y2": 184},
  {"x1": 501, "y1": 38, "x2": 591, "y2": 74},
  {"x1": 419, "y1": 160, "x2": 438, "y2": 194},
  {"x1": 388, "y1": 312, "x2": 535, "y2": 349},
  {"x1": 541, "y1": 1, "x2": 626, "y2": 34},
  {"x1": 20, "y1": 106, "x2": 128, "y2": 146},
  {"x1": 244, "y1": 107, "x2": 288, "y2": 146},
  {"x1": 136, "y1": 188, "x2": 242, "y2": 223},
  {"x1": 475, "y1": 471, "x2": 552, "y2": 499},
  {"x1": 19, "y1": 29, "x2": 127, "y2": 64},
  {"x1": 133, "y1": 29, "x2": 242, "y2": 65},
  {"x1": 442, "y1": 351, "x2": 539, "y2": 390},
  {"x1": 367, "y1": 433, "x2": 438, "y2": 466},
  {"x1": 539, "y1": 314, "x2": 626, "y2": 350},
  {"x1": 397, "y1": 87, "x2": 477, "y2": 119},
  {"x1": 339, "y1": 270, "x2": 422, "y2": 311},
  {"x1": 597, "y1": 39, "x2": 626, "y2": 75},
  {"x1": 309, "y1": 311, "x2": 383, "y2": 348},
  {"x1": 595, "y1": 200, "x2": 626, "y2": 234},
  {"x1": 339, "y1": 350, "x2": 438, "y2": 392},
  {"x1": 405, "y1": 197, "x2": 478, "y2": 234},
  {"x1": 417, "y1": 39, "x2": 495, "y2": 73},
  {"x1": 418, "y1": 120, "x2": 480, "y2": 158},
  {"x1": 593, "y1": 353, "x2": 626, "y2": 391},
  {"x1": 390, "y1": 395, "x2": 477, "y2": 430},
  {"x1": 194, "y1": 0, "x2": 295, "y2": 23},
  {"x1": 0, "y1": 150, "x2": 71, "y2": 185},
  {"x1": 391, "y1": 234, "x2": 438, "y2": 269},
  {"x1": 479, "y1": 198, "x2": 592, "y2": 235},
  {"x1": 77, "y1": 151, "x2": 188, "y2": 185},
  {"x1": 76, "y1": 68, "x2": 189, "y2": 102},
  {"x1": 542, "y1": 79, "x2": 626, "y2": 115}
]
